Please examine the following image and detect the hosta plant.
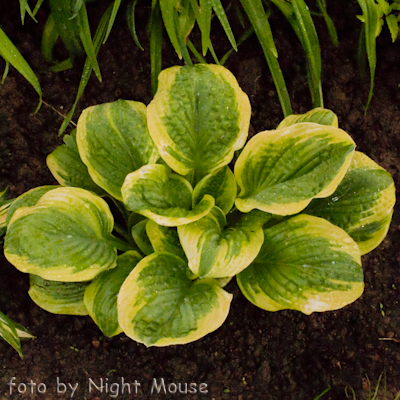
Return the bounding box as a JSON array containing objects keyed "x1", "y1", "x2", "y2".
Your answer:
[{"x1": 3, "y1": 64, "x2": 395, "y2": 347}]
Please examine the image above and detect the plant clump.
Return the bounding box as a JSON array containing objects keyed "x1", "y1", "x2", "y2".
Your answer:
[{"x1": 2, "y1": 64, "x2": 396, "y2": 347}]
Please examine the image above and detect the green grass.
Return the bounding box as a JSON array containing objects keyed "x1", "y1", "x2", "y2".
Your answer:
[
  {"x1": 345, "y1": 371, "x2": 400, "y2": 400},
  {"x1": 1, "y1": 1, "x2": 400, "y2": 127}
]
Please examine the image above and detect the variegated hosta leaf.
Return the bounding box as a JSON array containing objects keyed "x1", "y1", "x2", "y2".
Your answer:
[
  {"x1": 178, "y1": 207, "x2": 264, "y2": 278},
  {"x1": 147, "y1": 64, "x2": 251, "y2": 181},
  {"x1": 118, "y1": 253, "x2": 232, "y2": 346},
  {"x1": 47, "y1": 129, "x2": 105, "y2": 196},
  {"x1": 277, "y1": 107, "x2": 339, "y2": 129},
  {"x1": 77, "y1": 100, "x2": 159, "y2": 201},
  {"x1": 28, "y1": 275, "x2": 90, "y2": 315},
  {"x1": 146, "y1": 220, "x2": 187, "y2": 261},
  {"x1": 237, "y1": 214, "x2": 364, "y2": 315},
  {"x1": 5, "y1": 187, "x2": 123, "y2": 282},
  {"x1": 193, "y1": 166, "x2": 237, "y2": 215},
  {"x1": 0, "y1": 311, "x2": 34, "y2": 358},
  {"x1": 131, "y1": 219, "x2": 154, "y2": 256},
  {"x1": 0, "y1": 188, "x2": 13, "y2": 234},
  {"x1": 6, "y1": 185, "x2": 58, "y2": 226},
  {"x1": 0, "y1": 203, "x2": 12, "y2": 238},
  {"x1": 84, "y1": 251, "x2": 142, "y2": 337},
  {"x1": 235, "y1": 122, "x2": 355, "y2": 215},
  {"x1": 304, "y1": 151, "x2": 396, "y2": 255},
  {"x1": 122, "y1": 164, "x2": 214, "y2": 226}
]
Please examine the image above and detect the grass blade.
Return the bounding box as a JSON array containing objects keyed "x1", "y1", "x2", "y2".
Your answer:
[
  {"x1": 291, "y1": 0, "x2": 323, "y2": 108},
  {"x1": 0, "y1": 27, "x2": 42, "y2": 112},
  {"x1": 59, "y1": 4, "x2": 113, "y2": 136},
  {"x1": 160, "y1": 0, "x2": 182, "y2": 58},
  {"x1": 198, "y1": 0, "x2": 212, "y2": 55},
  {"x1": 272, "y1": 0, "x2": 323, "y2": 108},
  {"x1": 344, "y1": 386, "x2": 356, "y2": 400},
  {"x1": 19, "y1": 0, "x2": 35, "y2": 24},
  {"x1": 70, "y1": 0, "x2": 84, "y2": 20},
  {"x1": 49, "y1": 0, "x2": 83, "y2": 57},
  {"x1": 103, "y1": 0, "x2": 122, "y2": 44},
  {"x1": 210, "y1": 0, "x2": 237, "y2": 51},
  {"x1": 220, "y1": 26, "x2": 254, "y2": 65},
  {"x1": 41, "y1": 12, "x2": 59, "y2": 63},
  {"x1": 316, "y1": 0, "x2": 338, "y2": 46},
  {"x1": 357, "y1": 0, "x2": 380, "y2": 111},
  {"x1": 49, "y1": 58, "x2": 73, "y2": 73},
  {"x1": 187, "y1": 39, "x2": 206, "y2": 63},
  {"x1": 76, "y1": 3, "x2": 102, "y2": 82},
  {"x1": 1, "y1": 61, "x2": 9, "y2": 84},
  {"x1": 150, "y1": 3, "x2": 164, "y2": 95},
  {"x1": 386, "y1": 13, "x2": 399, "y2": 42},
  {"x1": 313, "y1": 386, "x2": 331, "y2": 400},
  {"x1": 127, "y1": 0, "x2": 144, "y2": 50},
  {"x1": 189, "y1": 0, "x2": 211, "y2": 56},
  {"x1": 239, "y1": 0, "x2": 292, "y2": 117},
  {"x1": 32, "y1": 0, "x2": 45, "y2": 17}
]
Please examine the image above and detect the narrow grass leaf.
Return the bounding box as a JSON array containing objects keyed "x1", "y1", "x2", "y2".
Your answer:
[
  {"x1": 240, "y1": 0, "x2": 292, "y2": 117},
  {"x1": 1, "y1": 61, "x2": 9, "y2": 84},
  {"x1": 0, "y1": 27, "x2": 42, "y2": 112},
  {"x1": 187, "y1": 40, "x2": 207, "y2": 63},
  {"x1": 49, "y1": 58, "x2": 73, "y2": 73},
  {"x1": 127, "y1": 0, "x2": 144, "y2": 50},
  {"x1": 220, "y1": 26, "x2": 254, "y2": 65},
  {"x1": 210, "y1": 0, "x2": 237, "y2": 51},
  {"x1": 386, "y1": 14, "x2": 399, "y2": 42},
  {"x1": 313, "y1": 386, "x2": 331, "y2": 400},
  {"x1": 103, "y1": 0, "x2": 122, "y2": 44},
  {"x1": 376, "y1": 0, "x2": 391, "y2": 15},
  {"x1": 198, "y1": 0, "x2": 212, "y2": 55},
  {"x1": 316, "y1": 0, "x2": 338, "y2": 46},
  {"x1": 77, "y1": 3, "x2": 102, "y2": 82},
  {"x1": 19, "y1": 0, "x2": 35, "y2": 24},
  {"x1": 160, "y1": 0, "x2": 182, "y2": 58},
  {"x1": 357, "y1": 0, "x2": 380, "y2": 111},
  {"x1": 32, "y1": 0, "x2": 45, "y2": 17},
  {"x1": 49, "y1": 0, "x2": 83, "y2": 57},
  {"x1": 41, "y1": 13, "x2": 59, "y2": 63},
  {"x1": 150, "y1": 3, "x2": 163, "y2": 95},
  {"x1": 59, "y1": 5, "x2": 113, "y2": 135},
  {"x1": 274, "y1": 0, "x2": 323, "y2": 108},
  {"x1": 71, "y1": 0, "x2": 84, "y2": 19}
]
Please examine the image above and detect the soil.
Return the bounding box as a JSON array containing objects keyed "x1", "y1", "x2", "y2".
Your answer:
[{"x1": 1, "y1": 1, "x2": 400, "y2": 399}]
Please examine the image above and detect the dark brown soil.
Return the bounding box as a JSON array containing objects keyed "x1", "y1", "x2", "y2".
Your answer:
[{"x1": 1, "y1": 1, "x2": 400, "y2": 399}]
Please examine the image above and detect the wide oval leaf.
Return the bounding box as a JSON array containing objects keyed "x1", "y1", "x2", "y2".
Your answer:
[
  {"x1": 304, "y1": 151, "x2": 396, "y2": 254},
  {"x1": 5, "y1": 187, "x2": 120, "y2": 282},
  {"x1": 118, "y1": 253, "x2": 232, "y2": 346},
  {"x1": 121, "y1": 164, "x2": 214, "y2": 226},
  {"x1": 146, "y1": 220, "x2": 187, "y2": 261},
  {"x1": 6, "y1": 185, "x2": 58, "y2": 226},
  {"x1": 178, "y1": 207, "x2": 264, "y2": 278},
  {"x1": 77, "y1": 100, "x2": 159, "y2": 200},
  {"x1": 131, "y1": 220, "x2": 154, "y2": 256},
  {"x1": 29, "y1": 275, "x2": 90, "y2": 315},
  {"x1": 237, "y1": 214, "x2": 364, "y2": 315},
  {"x1": 147, "y1": 64, "x2": 251, "y2": 181},
  {"x1": 235, "y1": 122, "x2": 355, "y2": 215},
  {"x1": 277, "y1": 107, "x2": 339, "y2": 129},
  {"x1": 47, "y1": 129, "x2": 105, "y2": 196},
  {"x1": 193, "y1": 166, "x2": 237, "y2": 215},
  {"x1": 84, "y1": 251, "x2": 142, "y2": 337}
]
